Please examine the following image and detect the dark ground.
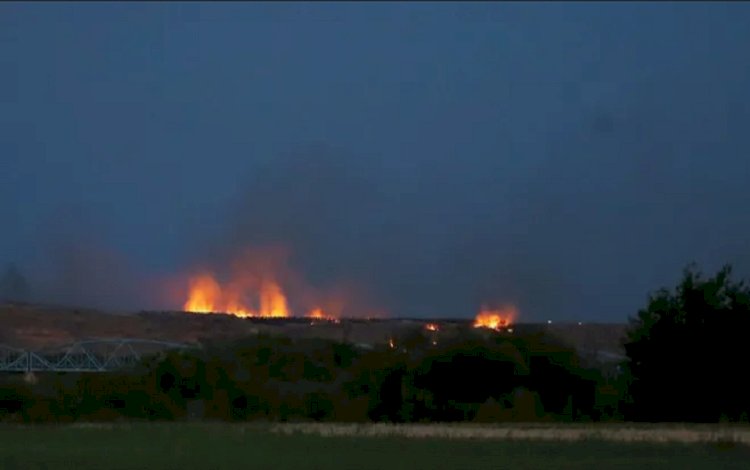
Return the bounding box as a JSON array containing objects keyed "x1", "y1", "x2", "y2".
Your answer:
[{"x1": 0, "y1": 423, "x2": 747, "y2": 470}]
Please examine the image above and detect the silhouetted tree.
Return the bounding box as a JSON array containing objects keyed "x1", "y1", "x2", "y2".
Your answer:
[
  {"x1": 0, "y1": 263, "x2": 29, "y2": 302},
  {"x1": 624, "y1": 263, "x2": 750, "y2": 422},
  {"x1": 0, "y1": 327, "x2": 607, "y2": 424}
]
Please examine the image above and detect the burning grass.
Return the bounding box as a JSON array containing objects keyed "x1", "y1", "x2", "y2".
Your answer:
[
  {"x1": 473, "y1": 306, "x2": 516, "y2": 331},
  {"x1": 180, "y1": 246, "x2": 524, "y2": 328},
  {"x1": 183, "y1": 274, "x2": 290, "y2": 318}
]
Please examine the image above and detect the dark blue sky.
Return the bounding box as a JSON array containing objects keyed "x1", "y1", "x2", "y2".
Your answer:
[{"x1": 2, "y1": 3, "x2": 749, "y2": 320}]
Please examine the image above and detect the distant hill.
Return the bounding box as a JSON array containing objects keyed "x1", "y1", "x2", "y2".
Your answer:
[{"x1": 0, "y1": 303, "x2": 628, "y2": 363}]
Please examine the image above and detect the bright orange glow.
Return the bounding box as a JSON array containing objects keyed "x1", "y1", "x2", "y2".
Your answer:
[
  {"x1": 180, "y1": 246, "x2": 360, "y2": 320},
  {"x1": 388, "y1": 338, "x2": 395, "y2": 349},
  {"x1": 425, "y1": 323, "x2": 439, "y2": 332},
  {"x1": 183, "y1": 273, "x2": 289, "y2": 318},
  {"x1": 473, "y1": 306, "x2": 517, "y2": 331},
  {"x1": 306, "y1": 308, "x2": 338, "y2": 322},
  {"x1": 307, "y1": 308, "x2": 325, "y2": 319},
  {"x1": 183, "y1": 274, "x2": 224, "y2": 314},
  {"x1": 259, "y1": 281, "x2": 289, "y2": 318}
]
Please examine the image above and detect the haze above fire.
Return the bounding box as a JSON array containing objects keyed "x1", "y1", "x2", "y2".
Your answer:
[{"x1": 2, "y1": 4, "x2": 750, "y2": 320}]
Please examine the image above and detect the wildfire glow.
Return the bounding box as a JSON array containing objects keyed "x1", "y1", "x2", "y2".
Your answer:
[
  {"x1": 425, "y1": 323, "x2": 439, "y2": 332},
  {"x1": 306, "y1": 308, "x2": 338, "y2": 322},
  {"x1": 183, "y1": 273, "x2": 289, "y2": 318},
  {"x1": 259, "y1": 281, "x2": 289, "y2": 318},
  {"x1": 183, "y1": 274, "x2": 224, "y2": 314},
  {"x1": 473, "y1": 306, "x2": 517, "y2": 331},
  {"x1": 307, "y1": 308, "x2": 325, "y2": 319}
]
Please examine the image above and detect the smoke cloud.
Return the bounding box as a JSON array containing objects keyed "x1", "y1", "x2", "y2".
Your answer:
[{"x1": 184, "y1": 142, "x2": 576, "y2": 319}]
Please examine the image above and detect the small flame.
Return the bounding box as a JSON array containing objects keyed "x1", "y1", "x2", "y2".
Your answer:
[
  {"x1": 307, "y1": 308, "x2": 325, "y2": 319},
  {"x1": 473, "y1": 306, "x2": 517, "y2": 331},
  {"x1": 306, "y1": 308, "x2": 338, "y2": 322},
  {"x1": 388, "y1": 338, "x2": 395, "y2": 349},
  {"x1": 425, "y1": 323, "x2": 439, "y2": 332}
]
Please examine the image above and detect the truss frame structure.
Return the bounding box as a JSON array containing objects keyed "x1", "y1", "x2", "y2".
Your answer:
[{"x1": 0, "y1": 338, "x2": 195, "y2": 373}]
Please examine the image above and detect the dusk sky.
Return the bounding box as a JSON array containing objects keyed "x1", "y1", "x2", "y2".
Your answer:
[{"x1": 2, "y1": 3, "x2": 749, "y2": 321}]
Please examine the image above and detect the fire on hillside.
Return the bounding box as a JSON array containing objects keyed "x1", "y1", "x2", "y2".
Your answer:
[
  {"x1": 182, "y1": 272, "x2": 338, "y2": 321},
  {"x1": 180, "y1": 248, "x2": 516, "y2": 326},
  {"x1": 183, "y1": 274, "x2": 517, "y2": 329},
  {"x1": 472, "y1": 306, "x2": 517, "y2": 331}
]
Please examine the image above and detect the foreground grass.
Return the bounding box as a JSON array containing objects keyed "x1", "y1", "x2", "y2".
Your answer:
[{"x1": 1, "y1": 423, "x2": 749, "y2": 470}]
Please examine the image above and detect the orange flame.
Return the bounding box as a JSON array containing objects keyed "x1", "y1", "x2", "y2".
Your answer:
[
  {"x1": 183, "y1": 273, "x2": 289, "y2": 318},
  {"x1": 307, "y1": 308, "x2": 325, "y2": 319},
  {"x1": 183, "y1": 274, "x2": 223, "y2": 314},
  {"x1": 259, "y1": 280, "x2": 289, "y2": 318},
  {"x1": 306, "y1": 307, "x2": 339, "y2": 322},
  {"x1": 425, "y1": 323, "x2": 439, "y2": 332},
  {"x1": 473, "y1": 306, "x2": 517, "y2": 331}
]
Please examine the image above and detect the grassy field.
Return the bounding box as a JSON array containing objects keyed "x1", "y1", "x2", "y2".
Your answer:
[{"x1": 1, "y1": 423, "x2": 749, "y2": 470}]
